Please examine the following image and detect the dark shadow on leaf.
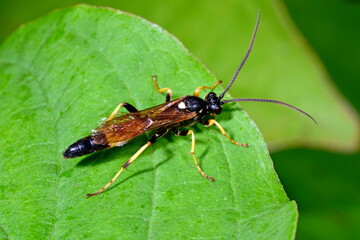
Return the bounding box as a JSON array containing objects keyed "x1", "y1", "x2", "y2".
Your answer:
[
  {"x1": 163, "y1": 131, "x2": 175, "y2": 143},
  {"x1": 76, "y1": 136, "x2": 149, "y2": 167},
  {"x1": 199, "y1": 145, "x2": 211, "y2": 166},
  {"x1": 104, "y1": 155, "x2": 172, "y2": 194},
  {"x1": 220, "y1": 104, "x2": 242, "y2": 122},
  {"x1": 192, "y1": 124, "x2": 202, "y2": 132}
]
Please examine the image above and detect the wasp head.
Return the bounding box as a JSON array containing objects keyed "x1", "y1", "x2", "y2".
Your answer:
[{"x1": 205, "y1": 92, "x2": 223, "y2": 115}]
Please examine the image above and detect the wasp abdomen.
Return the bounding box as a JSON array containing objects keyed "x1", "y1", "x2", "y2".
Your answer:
[{"x1": 63, "y1": 135, "x2": 109, "y2": 158}]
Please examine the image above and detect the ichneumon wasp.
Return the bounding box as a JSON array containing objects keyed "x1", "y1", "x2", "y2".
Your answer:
[{"x1": 63, "y1": 11, "x2": 316, "y2": 197}]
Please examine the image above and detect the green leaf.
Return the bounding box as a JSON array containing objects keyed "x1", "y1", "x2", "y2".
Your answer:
[{"x1": 0, "y1": 5, "x2": 296, "y2": 239}]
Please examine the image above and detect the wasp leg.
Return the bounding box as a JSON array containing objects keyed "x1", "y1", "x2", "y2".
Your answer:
[
  {"x1": 107, "y1": 102, "x2": 138, "y2": 121},
  {"x1": 172, "y1": 128, "x2": 214, "y2": 181},
  {"x1": 202, "y1": 119, "x2": 248, "y2": 147},
  {"x1": 153, "y1": 75, "x2": 172, "y2": 102},
  {"x1": 86, "y1": 128, "x2": 168, "y2": 198},
  {"x1": 193, "y1": 80, "x2": 222, "y2": 97}
]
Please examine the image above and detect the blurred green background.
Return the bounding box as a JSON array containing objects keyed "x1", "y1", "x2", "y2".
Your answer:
[{"x1": 1, "y1": 0, "x2": 359, "y2": 239}]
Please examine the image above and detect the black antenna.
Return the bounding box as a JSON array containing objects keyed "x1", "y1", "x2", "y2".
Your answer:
[
  {"x1": 222, "y1": 98, "x2": 317, "y2": 124},
  {"x1": 219, "y1": 10, "x2": 260, "y2": 100},
  {"x1": 218, "y1": 11, "x2": 316, "y2": 124}
]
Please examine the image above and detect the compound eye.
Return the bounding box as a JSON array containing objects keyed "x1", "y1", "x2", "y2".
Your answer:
[
  {"x1": 209, "y1": 105, "x2": 222, "y2": 115},
  {"x1": 215, "y1": 107, "x2": 222, "y2": 115}
]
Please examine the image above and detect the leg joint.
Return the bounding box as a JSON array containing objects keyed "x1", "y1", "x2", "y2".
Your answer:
[
  {"x1": 172, "y1": 128, "x2": 189, "y2": 136},
  {"x1": 122, "y1": 102, "x2": 138, "y2": 113},
  {"x1": 149, "y1": 128, "x2": 168, "y2": 144}
]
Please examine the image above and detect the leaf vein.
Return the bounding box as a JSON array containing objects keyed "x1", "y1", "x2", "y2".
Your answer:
[
  {"x1": 216, "y1": 131, "x2": 241, "y2": 239},
  {"x1": 0, "y1": 221, "x2": 11, "y2": 240},
  {"x1": 146, "y1": 143, "x2": 157, "y2": 240}
]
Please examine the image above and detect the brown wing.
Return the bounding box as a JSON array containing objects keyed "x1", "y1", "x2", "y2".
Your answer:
[{"x1": 93, "y1": 97, "x2": 197, "y2": 147}]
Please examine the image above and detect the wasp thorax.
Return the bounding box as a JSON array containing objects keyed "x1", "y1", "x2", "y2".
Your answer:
[
  {"x1": 205, "y1": 92, "x2": 222, "y2": 115},
  {"x1": 183, "y1": 96, "x2": 206, "y2": 113}
]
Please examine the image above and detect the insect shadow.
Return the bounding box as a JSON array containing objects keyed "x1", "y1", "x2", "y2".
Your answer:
[
  {"x1": 103, "y1": 154, "x2": 172, "y2": 194},
  {"x1": 75, "y1": 138, "x2": 142, "y2": 167},
  {"x1": 75, "y1": 134, "x2": 174, "y2": 186},
  {"x1": 76, "y1": 134, "x2": 170, "y2": 166}
]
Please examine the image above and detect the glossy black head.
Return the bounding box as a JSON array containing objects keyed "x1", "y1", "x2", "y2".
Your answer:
[{"x1": 205, "y1": 92, "x2": 222, "y2": 115}]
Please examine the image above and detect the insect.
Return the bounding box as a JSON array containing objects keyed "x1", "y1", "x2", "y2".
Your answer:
[{"x1": 63, "y1": 11, "x2": 316, "y2": 198}]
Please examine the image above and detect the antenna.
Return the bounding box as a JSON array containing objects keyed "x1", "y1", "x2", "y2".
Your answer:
[
  {"x1": 221, "y1": 98, "x2": 317, "y2": 124},
  {"x1": 218, "y1": 11, "x2": 316, "y2": 124},
  {"x1": 219, "y1": 10, "x2": 260, "y2": 100}
]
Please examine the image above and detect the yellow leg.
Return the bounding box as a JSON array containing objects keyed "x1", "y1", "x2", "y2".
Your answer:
[
  {"x1": 86, "y1": 141, "x2": 152, "y2": 198},
  {"x1": 107, "y1": 103, "x2": 125, "y2": 121},
  {"x1": 186, "y1": 130, "x2": 214, "y2": 181},
  {"x1": 153, "y1": 75, "x2": 172, "y2": 101},
  {"x1": 193, "y1": 80, "x2": 222, "y2": 97},
  {"x1": 207, "y1": 119, "x2": 248, "y2": 147},
  {"x1": 107, "y1": 102, "x2": 137, "y2": 121}
]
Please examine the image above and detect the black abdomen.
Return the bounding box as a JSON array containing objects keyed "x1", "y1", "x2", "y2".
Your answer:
[{"x1": 63, "y1": 136, "x2": 109, "y2": 158}]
